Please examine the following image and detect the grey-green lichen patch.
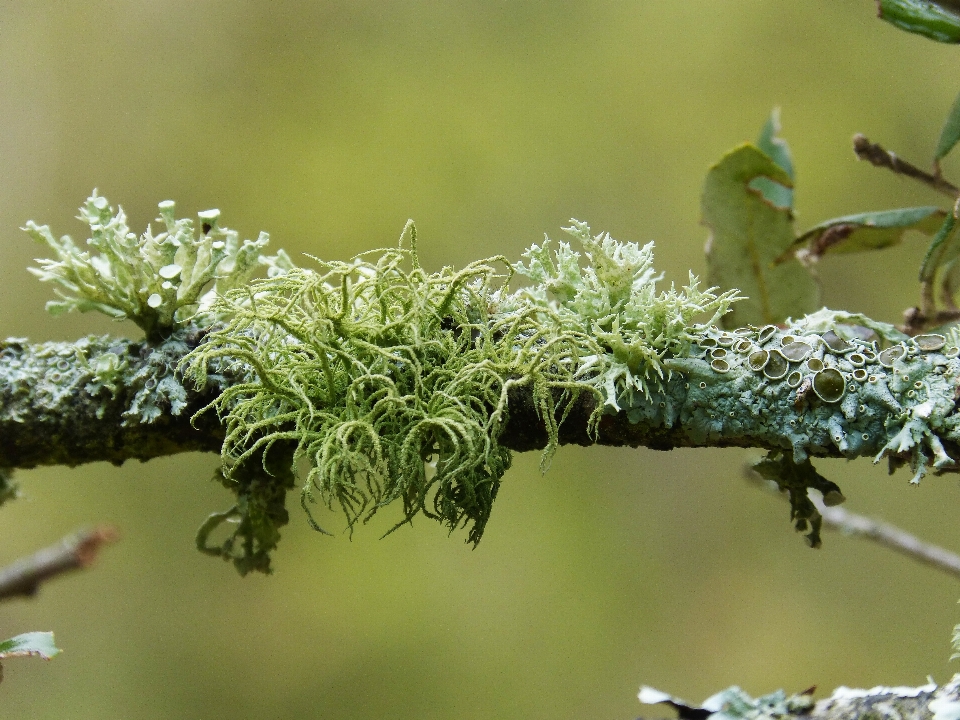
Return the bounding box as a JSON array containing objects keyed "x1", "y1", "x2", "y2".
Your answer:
[
  {"x1": 25, "y1": 193, "x2": 294, "y2": 342},
  {"x1": 639, "y1": 684, "x2": 815, "y2": 720},
  {"x1": 666, "y1": 316, "x2": 960, "y2": 484},
  {"x1": 0, "y1": 329, "x2": 231, "y2": 474},
  {"x1": 0, "y1": 330, "x2": 223, "y2": 428}
]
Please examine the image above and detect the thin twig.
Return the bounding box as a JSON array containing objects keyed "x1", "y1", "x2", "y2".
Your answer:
[
  {"x1": 813, "y1": 497, "x2": 960, "y2": 580},
  {"x1": 748, "y1": 470, "x2": 960, "y2": 581},
  {"x1": 853, "y1": 134, "x2": 960, "y2": 200},
  {"x1": 0, "y1": 526, "x2": 119, "y2": 601}
]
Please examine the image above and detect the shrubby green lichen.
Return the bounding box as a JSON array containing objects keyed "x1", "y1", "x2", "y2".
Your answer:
[
  {"x1": 183, "y1": 220, "x2": 739, "y2": 547},
  {"x1": 25, "y1": 193, "x2": 294, "y2": 341},
  {"x1": 511, "y1": 220, "x2": 741, "y2": 409}
]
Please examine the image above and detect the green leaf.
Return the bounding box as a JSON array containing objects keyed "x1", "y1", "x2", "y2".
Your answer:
[
  {"x1": 795, "y1": 207, "x2": 945, "y2": 258},
  {"x1": 877, "y1": 0, "x2": 960, "y2": 43},
  {"x1": 749, "y1": 108, "x2": 794, "y2": 210},
  {"x1": 919, "y1": 209, "x2": 960, "y2": 282},
  {"x1": 703, "y1": 143, "x2": 819, "y2": 328},
  {"x1": 936, "y1": 88, "x2": 960, "y2": 163},
  {"x1": 0, "y1": 632, "x2": 60, "y2": 660}
]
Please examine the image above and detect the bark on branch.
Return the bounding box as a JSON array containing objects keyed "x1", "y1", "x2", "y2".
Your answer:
[{"x1": 0, "y1": 323, "x2": 958, "y2": 474}]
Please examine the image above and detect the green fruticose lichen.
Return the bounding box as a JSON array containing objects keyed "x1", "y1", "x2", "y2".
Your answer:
[
  {"x1": 182, "y1": 218, "x2": 741, "y2": 553},
  {"x1": 18, "y1": 195, "x2": 960, "y2": 572},
  {"x1": 25, "y1": 192, "x2": 294, "y2": 342}
]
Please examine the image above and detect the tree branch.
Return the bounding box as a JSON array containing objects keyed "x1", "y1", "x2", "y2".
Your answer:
[
  {"x1": 818, "y1": 497, "x2": 960, "y2": 579},
  {"x1": 749, "y1": 468, "x2": 960, "y2": 581},
  {"x1": 853, "y1": 133, "x2": 960, "y2": 199},
  {"x1": 641, "y1": 672, "x2": 960, "y2": 720},
  {"x1": 0, "y1": 526, "x2": 119, "y2": 601},
  {"x1": 2, "y1": 320, "x2": 959, "y2": 476}
]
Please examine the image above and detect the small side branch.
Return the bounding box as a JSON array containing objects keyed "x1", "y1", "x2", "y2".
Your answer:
[
  {"x1": 750, "y1": 469, "x2": 960, "y2": 581},
  {"x1": 853, "y1": 133, "x2": 960, "y2": 199},
  {"x1": 0, "y1": 526, "x2": 119, "y2": 601},
  {"x1": 815, "y1": 497, "x2": 960, "y2": 580}
]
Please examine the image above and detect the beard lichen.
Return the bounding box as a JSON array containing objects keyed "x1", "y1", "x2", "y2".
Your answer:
[{"x1": 182, "y1": 219, "x2": 740, "y2": 556}]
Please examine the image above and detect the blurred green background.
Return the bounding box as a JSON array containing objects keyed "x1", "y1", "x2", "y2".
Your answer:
[{"x1": 2, "y1": 2, "x2": 960, "y2": 718}]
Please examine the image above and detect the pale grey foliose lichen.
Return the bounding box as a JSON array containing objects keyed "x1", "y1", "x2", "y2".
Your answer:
[{"x1": 658, "y1": 313, "x2": 960, "y2": 484}]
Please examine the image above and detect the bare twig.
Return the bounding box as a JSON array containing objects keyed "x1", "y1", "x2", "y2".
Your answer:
[
  {"x1": 0, "y1": 526, "x2": 119, "y2": 601},
  {"x1": 813, "y1": 497, "x2": 960, "y2": 580},
  {"x1": 748, "y1": 469, "x2": 960, "y2": 581},
  {"x1": 853, "y1": 134, "x2": 960, "y2": 199}
]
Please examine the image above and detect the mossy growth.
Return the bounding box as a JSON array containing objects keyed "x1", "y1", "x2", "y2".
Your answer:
[{"x1": 184, "y1": 219, "x2": 739, "y2": 556}]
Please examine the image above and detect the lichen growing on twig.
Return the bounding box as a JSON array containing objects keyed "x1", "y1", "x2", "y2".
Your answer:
[
  {"x1": 14, "y1": 196, "x2": 960, "y2": 573},
  {"x1": 25, "y1": 193, "x2": 293, "y2": 341},
  {"x1": 182, "y1": 219, "x2": 739, "y2": 550}
]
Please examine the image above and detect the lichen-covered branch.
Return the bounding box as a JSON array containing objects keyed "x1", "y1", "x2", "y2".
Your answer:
[
  {"x1": 0, "y1": 329, "x2": 224, "y2": 468},
  {"x1": 6, "y1": 195, "x2": 960, "y2": 572},
  {"x1": 639, "y1": 674, "x2": 960, "y2": 720}
]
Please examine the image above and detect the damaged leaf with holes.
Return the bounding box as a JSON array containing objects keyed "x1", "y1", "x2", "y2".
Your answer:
[{"x1": 703, "y1": 143, "x2": 819, "y2": 327}]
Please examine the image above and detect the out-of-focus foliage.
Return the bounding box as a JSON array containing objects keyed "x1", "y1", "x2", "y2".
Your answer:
[
  {"x1": 0, "y1": 632, "x2": 60, "y2": 661},
  {"x1": 750, "y1": 109, "x2": 794, "y2": 210},
  {"x1": 0, "y1": 632, "x2": 60, "y2": 686},
  {"x1": 794, "y1": 207, "x2": 946, "y2": 259},
  {"x1": 936, "y1": 89, "x2": 960, "y2": 164}
]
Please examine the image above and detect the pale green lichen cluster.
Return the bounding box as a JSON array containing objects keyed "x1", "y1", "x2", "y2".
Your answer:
[
  {"x1": 25, "y1": 193, "x2": 294, "y2": 341},
  {"x1": 183, "y1": 220, "x2": 737, "y2": 546},
  {"x1": 511, "y1": 220, "x2": 741, "y2": 409}
]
